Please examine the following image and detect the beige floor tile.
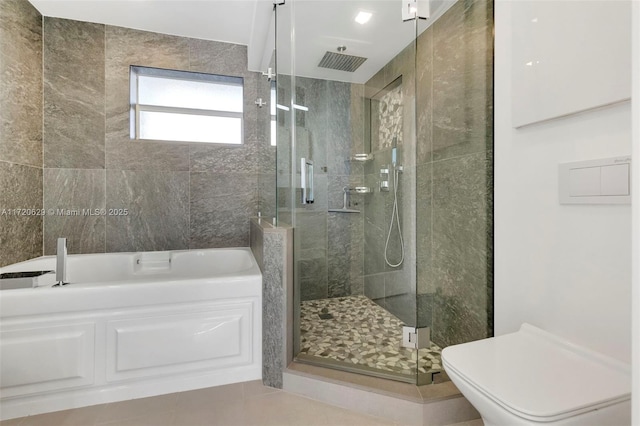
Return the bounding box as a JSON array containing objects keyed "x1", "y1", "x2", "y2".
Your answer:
[
  {"x1": 20, "y1": 405, "x2": 106, "y2": 426},
  {"x1": 448, "y1": 420, "x2": 483, "y2": 426},
  {"x1": 17, "y1": 410, "x2": 71, "y2": 426},
  {"x1": 323, "y1": 407, "x2": 396, "y2": 426},
  {"x1": 242, "y1": 380, "x2": 280, "y2": 399},
  {"x1": 3, "y1": 381, "x2": 408, "y2": 426},
  {"x1": 175, "y1": 383, "x2": 245, "y2": 412},
  {"x1": 96, "y1": 394, "x2": 178, "y2": 424},
  {"x1": 242, "y1": 392, "x2": 308, "y2": 426},
  {"x1": 0, "y1": 418, "x2": 24, "y2": 426},
  {"x1": 174, "y1": 399, "x2": 246, "y2": 426},
  {"x1": 100, "y1": 410, "x2": 175, "y2": 426}
]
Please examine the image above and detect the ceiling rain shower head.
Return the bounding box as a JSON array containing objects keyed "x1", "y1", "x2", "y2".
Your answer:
[{"x1": 318, "y1": 51, "x2": 367, "y2": 72}]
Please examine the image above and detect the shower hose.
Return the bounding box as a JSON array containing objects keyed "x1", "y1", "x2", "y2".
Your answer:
[{"x1": 384, "y1": 163, "x2": 405, "y2": 267}]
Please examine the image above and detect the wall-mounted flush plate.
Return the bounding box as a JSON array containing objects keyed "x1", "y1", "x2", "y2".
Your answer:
[{"x1": 559, "y1": 156, "x2": 631, "y2": 204}]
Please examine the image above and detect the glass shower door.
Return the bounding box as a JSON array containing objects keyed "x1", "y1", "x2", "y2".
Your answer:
[
  {"x1": 278, "y1": 0, "x2": 423, "y2": 383},
  {"x1": 274, "y1": 0, "x2": 495, "y2": 387}
]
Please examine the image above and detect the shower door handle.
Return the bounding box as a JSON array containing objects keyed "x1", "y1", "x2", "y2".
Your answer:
[{"x1": 301, "y1": 158, "x2": 314, "y2": 204}]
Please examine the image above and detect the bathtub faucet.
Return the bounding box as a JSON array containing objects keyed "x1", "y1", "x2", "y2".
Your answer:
[{"x1": 54, "y1": 237, "x2": 69, "y2": 286}]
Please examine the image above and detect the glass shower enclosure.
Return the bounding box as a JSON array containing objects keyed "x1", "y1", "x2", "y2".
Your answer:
[{"x1": 273, "y1": 0, "x2": 494, "y2": 385}]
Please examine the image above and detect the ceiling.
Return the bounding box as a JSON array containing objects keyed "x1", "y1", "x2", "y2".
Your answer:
[{"x1": 28, "y1": 0, "x2": 456, "y2": 83}]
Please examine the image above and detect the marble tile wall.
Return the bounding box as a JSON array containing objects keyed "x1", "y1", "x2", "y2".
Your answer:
[
  {"x1": 362, "y1": 46, "x2": 417, "y2": 324},
  {"x1": 414, "y1": 0, "x2": 494, "y2": 347},
  {"x1": 0, "y1": 0, "x2": 43, "y2": 267},
  {"x1": 43, "y1": 169, "x2": 105, "y2": 254},
  {"x1": 289, "y1": 77, "x2": 365, "y2": 302},
  {"x1": 39, "y1": 18, "x2": 272, "y2": 255},
  {"x1": 0, "y1": 162, "x2": 43, "y2": 266},
  {"x1": 44, "y1": 18, "x2": 105, "y2": 169},
  {"x1": 358, "y1": 0, "x2": 493, "y2": 341}
]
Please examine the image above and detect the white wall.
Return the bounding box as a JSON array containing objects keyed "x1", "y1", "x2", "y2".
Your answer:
[{"x1": 494, "y1": 1, "x2": 632, "y2": 364}]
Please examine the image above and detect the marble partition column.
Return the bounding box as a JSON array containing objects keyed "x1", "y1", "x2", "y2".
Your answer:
[
  {"x1": 0, "y1": 0, "x2": 43, "y2": 267},
  {"x1": 250, "y1": 218, "x2": 293, "y2": 388}
]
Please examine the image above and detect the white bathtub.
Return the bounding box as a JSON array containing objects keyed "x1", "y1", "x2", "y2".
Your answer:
[{"x1": 0, "y1": 248, "x2": 262, "y2": 420}]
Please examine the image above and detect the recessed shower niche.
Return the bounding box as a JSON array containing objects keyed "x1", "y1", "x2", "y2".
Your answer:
[{"x1": 273, "y1": 0, "x2": 494, "y2": 385}]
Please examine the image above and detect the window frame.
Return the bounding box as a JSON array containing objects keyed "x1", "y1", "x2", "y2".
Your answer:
[{"x1": 130, "y1": 66, "x2": 244, "y2": 145}]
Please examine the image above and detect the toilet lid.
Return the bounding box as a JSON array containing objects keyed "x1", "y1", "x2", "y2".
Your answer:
[{"x1": 442, "y1": 323, "x2": 631, "y2": 422}]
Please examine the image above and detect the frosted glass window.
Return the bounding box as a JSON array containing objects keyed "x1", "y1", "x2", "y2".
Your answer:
[
  {"x1": 131, "y1": 66, "x2": 243, "y2": 144},
  {"x1": 138, "y1": 76, "x2": 243, "y2": 112},
  {"x1": 139, "y1": 112, "x2": 242, "y2": 144}
]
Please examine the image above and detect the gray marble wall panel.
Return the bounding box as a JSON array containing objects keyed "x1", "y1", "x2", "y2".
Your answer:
[
  {"x1": 190, "y1": 172, "x2": 257, "y2": 248},
  {"x1": 250, "y1": 220, "x2": 263, "y2": 268},
  {"x1": 43, "y1": 169, "x2": 106, "y2": 255},
  {"x1": 0, "y1": 0, "x2": 43, "y2": 266},
  {"x1": 190, "y1": 142, "x2": 260, "y2": 174},
  {"x1": 327, "y1": 214, "x2": 351, "y2": 297},
  {"x1": 0, "y1": 0, "x2": 43, "y2": 168},
  {"x1": 106, "y1": 170, "x2": 189, "y2": 252},
  {"x1": 413, "y1": 0, "x2": 494, "y2": 347},
  {"x1": 258, "y1": 171, "x2": 277, "y2": 220},
  {"x1": 350, "y1": 83, "x2": 366, "y2": 155},
  {"x1": 104, "y1": 26, "x2": 190, "y2": 171},
  {"x1": 43, "y1": 18, "x2": 105, "y2": 169},
  {"x1": 326, "y1": 81, "x2": 352, "y2": 176},
  {"x1": 364, "y1": 274, "x2": 385, "y2": 300},
  {"x1": 416, "y1": 27, "x2": 433, "y2": 165},
  {"x1": 416, "y1": 163, "x2": 433, "y2": 294},
  {"x1": 430, "y1": 152, "x2": 490, "y2": 346},
  {"x1": 35, "y1": 20, "x2": 267, "y2": 255},
  {"x1": 363, "y1": 53, "x2": 416, "y2": 299},
  {"x1": 0, "y1": 161, "x2": 42, "y2": 266},
  {"x1": 431, "y1": 0, "x2": 494, "y2": 161},
  {"x1": 358, "y1": 0, "x2": 493, "y2": 349},
  {"x1": 348, "y1": 210, "x2": 364, "y2": 296},
  {"x1": 189, "y1": 39, "x2": 248, "y2": 77},
  {"x1": 364, "y1": 67, "x2": 386, "y2": 100},
  {"x1": 297, "y1": 211, "x2": 326, "y2": 251}
]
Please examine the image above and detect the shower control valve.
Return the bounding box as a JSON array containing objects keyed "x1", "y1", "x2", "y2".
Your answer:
[{"x1": 380, "y1": 166, "x2": 390, "y2": 192}]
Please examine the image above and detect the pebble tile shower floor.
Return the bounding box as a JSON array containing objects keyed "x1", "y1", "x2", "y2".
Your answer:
[{"x1": 299, "y1": 295, "x2": 442, "y2": 377}]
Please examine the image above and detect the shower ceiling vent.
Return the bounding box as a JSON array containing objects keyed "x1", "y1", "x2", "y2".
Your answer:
[{"x1": 318, "y1": 51, "x2": 367, "y2": 72}]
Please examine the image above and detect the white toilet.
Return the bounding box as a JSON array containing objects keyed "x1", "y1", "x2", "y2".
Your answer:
[{"x1": 442, "y1": 323, "x2": 631, "y2": 426}]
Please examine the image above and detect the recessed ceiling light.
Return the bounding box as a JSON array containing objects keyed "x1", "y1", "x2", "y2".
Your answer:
[{"x1": 355, "y1": 11, "x2": 372, "y2": 25}]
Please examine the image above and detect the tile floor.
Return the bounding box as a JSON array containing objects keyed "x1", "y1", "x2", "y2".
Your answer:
[
  {"x1": 0, "y1": 381, "x2": 484, "y2": 426},
  {"x1": 300, "y1": 296, "x2": 442, "y2": 377}
]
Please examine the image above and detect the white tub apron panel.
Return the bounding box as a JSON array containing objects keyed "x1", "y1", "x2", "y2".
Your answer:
[{"x1": 0, "y1": 248, "x2": 262, "y2": 421}]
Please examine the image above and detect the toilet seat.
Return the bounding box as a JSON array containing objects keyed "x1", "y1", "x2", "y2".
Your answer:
[{"x1": 441, "y1": 323, "x2": 631, "y2": 423}]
